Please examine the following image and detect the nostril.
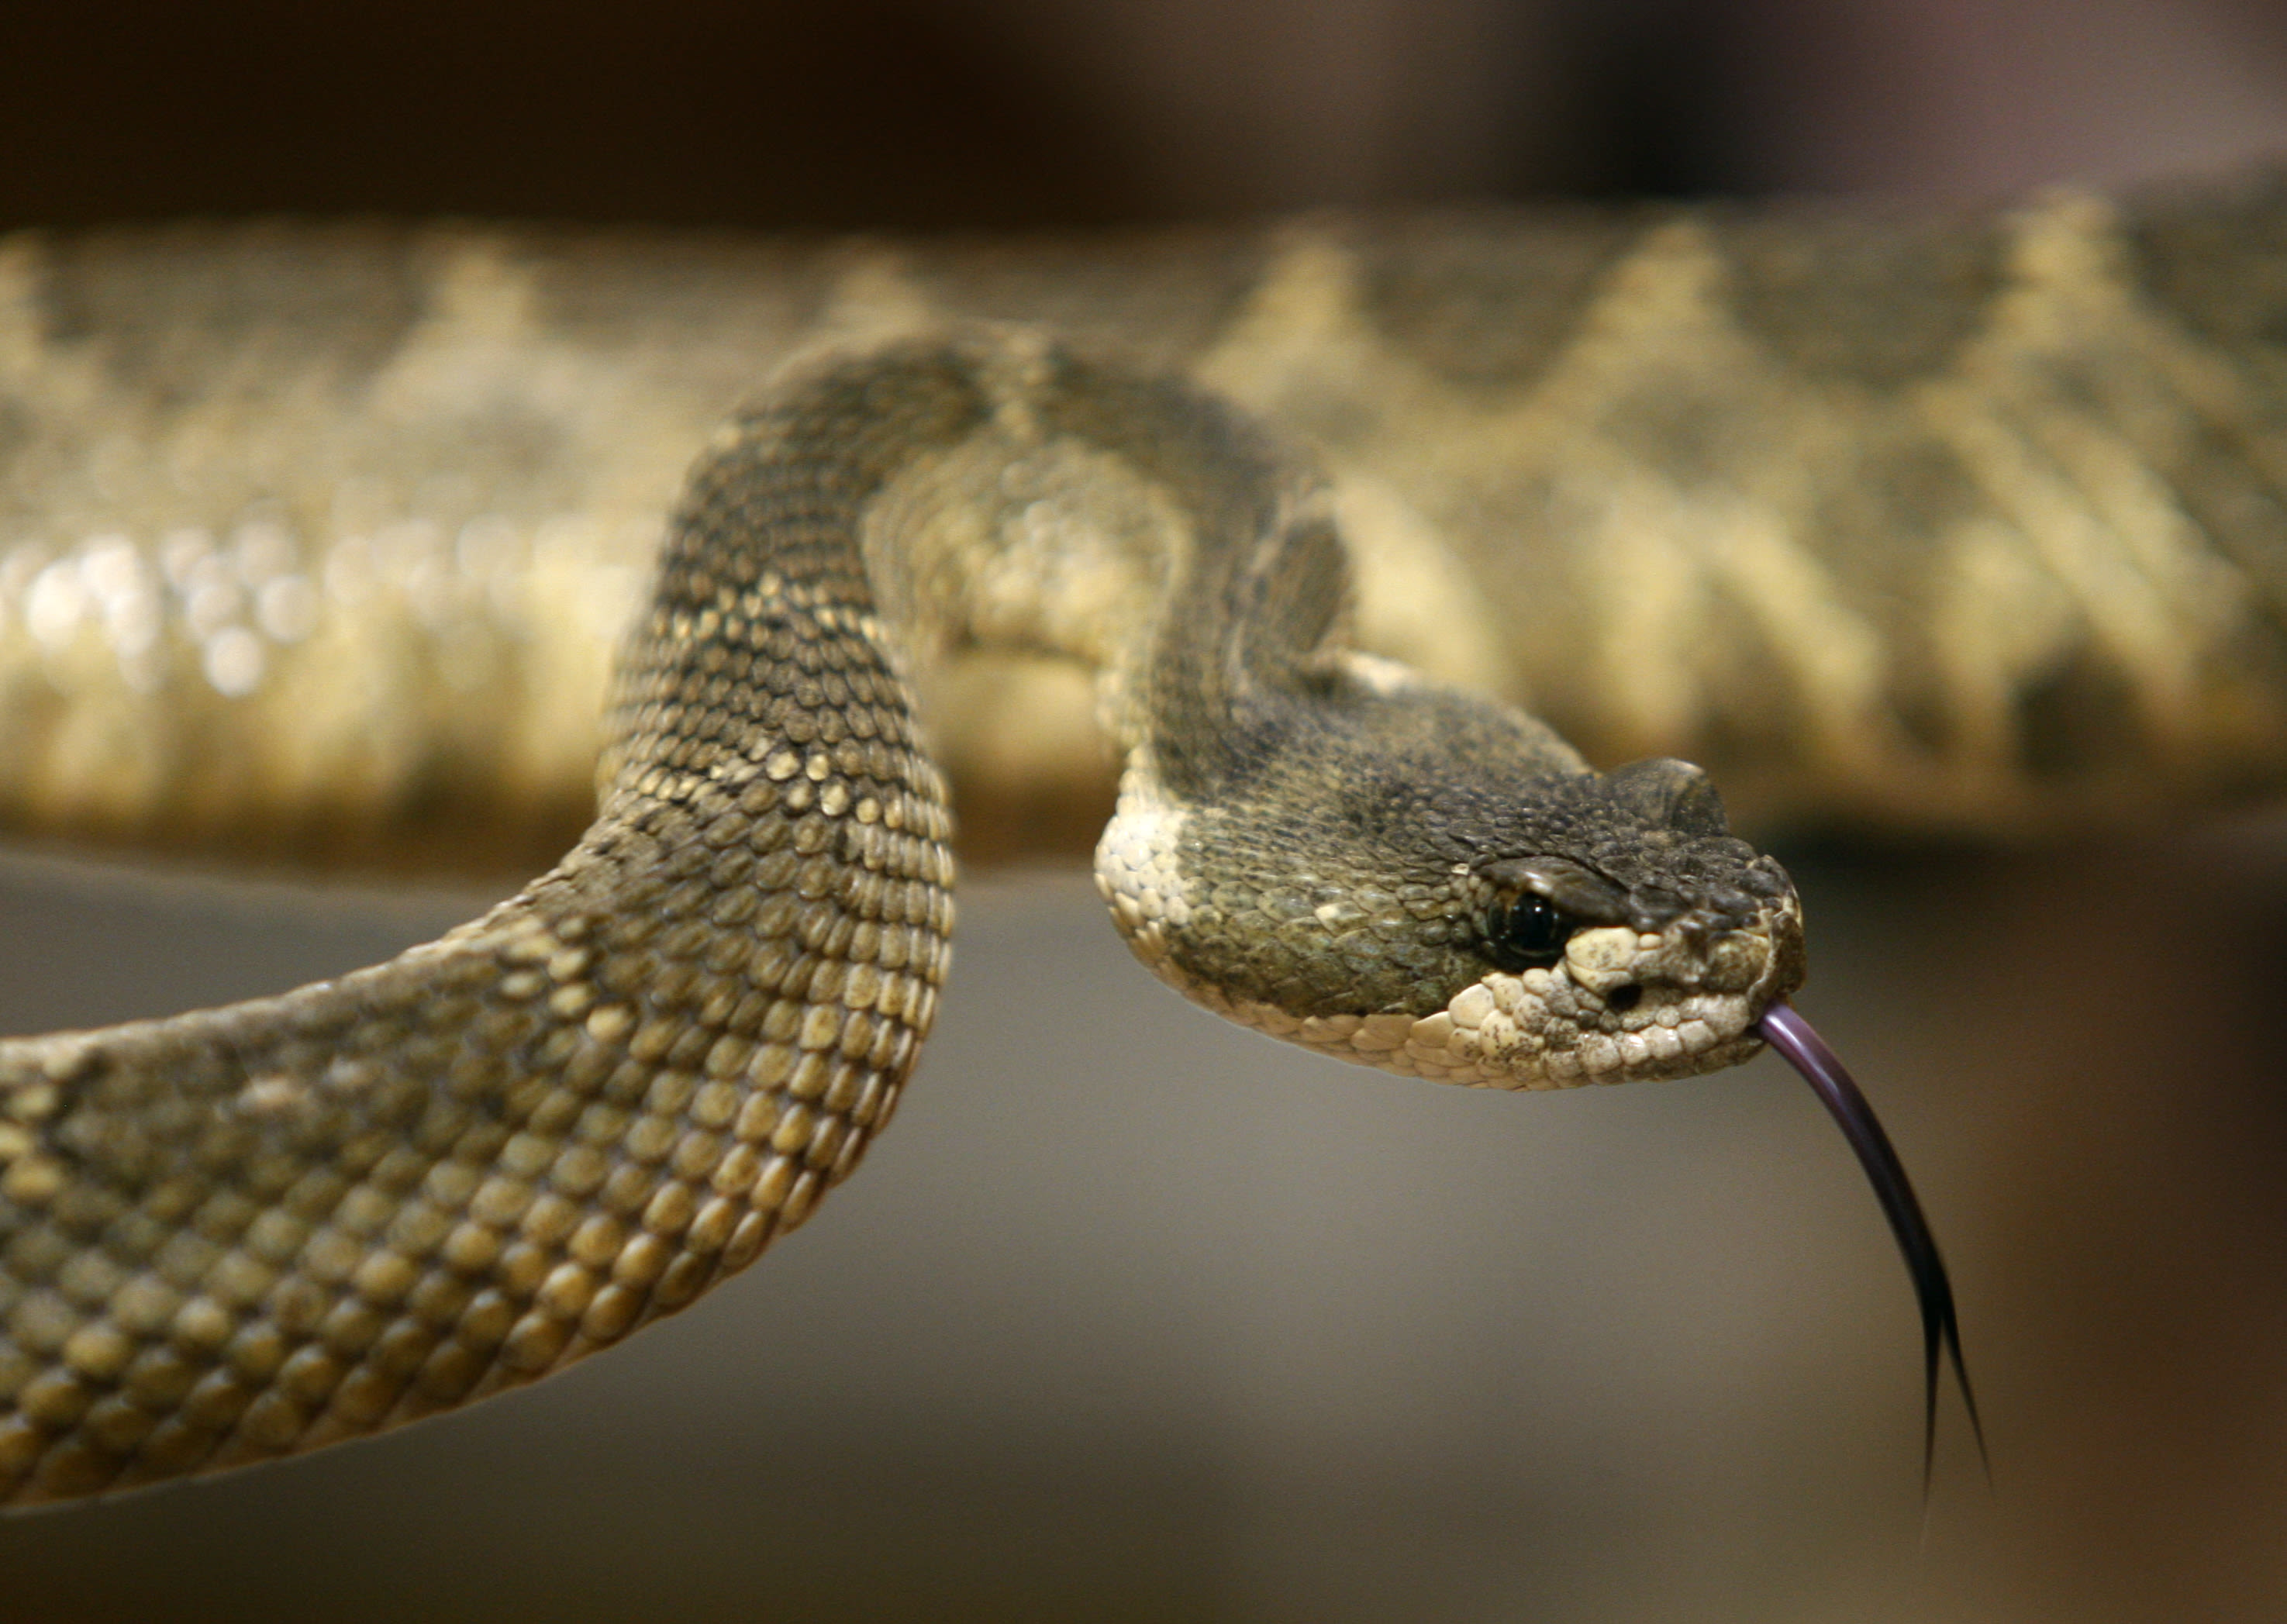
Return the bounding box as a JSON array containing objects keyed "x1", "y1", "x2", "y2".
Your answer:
[{"x1": 1607, "y1": 984, "x2": 1641, "y2": 1013}]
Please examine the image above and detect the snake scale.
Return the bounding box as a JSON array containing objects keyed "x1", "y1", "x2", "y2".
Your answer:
[{"x1": 4, "y1": 168, "x2": 2287, "y2": 1505}]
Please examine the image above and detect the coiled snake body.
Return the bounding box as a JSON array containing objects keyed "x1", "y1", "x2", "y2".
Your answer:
[
  {"x1": 8, "y1": 170, "x2": 2287, "y2": 1504},
  {"x1": 0, "y1": 331, "x2": 1802, "y2": 1505}
]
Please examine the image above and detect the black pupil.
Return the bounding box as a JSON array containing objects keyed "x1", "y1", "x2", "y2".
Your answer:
[{"x1": 1485, "y1": 893, "x2": 1574, "y2": 971}]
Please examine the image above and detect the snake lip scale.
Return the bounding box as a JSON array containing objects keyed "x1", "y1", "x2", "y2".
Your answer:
[{"x1": 0, "y1": 327, "x2": 1964, "y2": 1507}]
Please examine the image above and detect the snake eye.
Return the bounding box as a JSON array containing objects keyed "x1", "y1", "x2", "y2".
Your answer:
[{"x1": 1482, "y1": 891, "x2": 1576, "y2": 971}]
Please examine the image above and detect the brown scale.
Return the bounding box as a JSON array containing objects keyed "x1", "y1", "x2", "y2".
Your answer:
[
  {"x1": 0, "y1": 347, "x2": 967, "y2": 1505},
  {"x1": 5, "y1": 181, "x2": 2287, "y2": 875}
]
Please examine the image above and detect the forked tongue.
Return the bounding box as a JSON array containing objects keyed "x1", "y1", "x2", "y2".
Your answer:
[{"x1": 1756, "y1": 1001, "x2": 1989, "y2": 1491}]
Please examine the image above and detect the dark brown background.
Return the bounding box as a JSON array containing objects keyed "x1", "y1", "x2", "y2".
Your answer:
[
  {"x1": 4, "y1": 0, "x2": 2282, "y2": 231},
  {"x1": 2, "y1": 3, "x2": 2287, "y2": 1619}
]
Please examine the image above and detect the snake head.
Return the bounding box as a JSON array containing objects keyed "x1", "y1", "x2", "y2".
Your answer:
[
  {"x1": 1101, "y1": 719, "x2": 1806, "y2": 1091},
  {"x1": 1374, "y1": 757, "x2": 1804, "y2": 1090}
]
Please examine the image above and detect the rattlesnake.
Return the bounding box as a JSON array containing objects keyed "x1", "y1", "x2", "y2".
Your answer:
[{"x1": 7, "y1": 168, "x2": 2285, "y2": 1504}]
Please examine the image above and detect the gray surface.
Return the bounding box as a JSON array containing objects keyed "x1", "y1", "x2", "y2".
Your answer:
[{"x1": 0, "y1": 829, "x2": 2282, "y2": 1620}]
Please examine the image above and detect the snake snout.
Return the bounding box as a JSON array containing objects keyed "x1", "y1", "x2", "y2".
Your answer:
[{"x1": 1378, "y1": 891, "x2": 1806, "y2": 1091}]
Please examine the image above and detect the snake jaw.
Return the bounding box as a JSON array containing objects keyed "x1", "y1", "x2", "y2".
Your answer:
[
  {"x1": 1095, "y1": 719, "x2": 1810, "y2": 1091},
  {"x1": 1104, "y1": 795, "x2": 1806, "y2": 1092},
  {"x1": 1378, "y1": 889, "x2": 1805, "y2": 1089}
]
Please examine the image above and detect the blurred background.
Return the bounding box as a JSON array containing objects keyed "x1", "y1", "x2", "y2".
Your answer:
[{"x1": 3, "y1": 2, "x2": 2287, "y2": 1619}]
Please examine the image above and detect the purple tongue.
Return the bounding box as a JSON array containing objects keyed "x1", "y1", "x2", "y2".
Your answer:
[{"x1": 1755, "y1": 1001, "x2": 1989, "y2": 1488}]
